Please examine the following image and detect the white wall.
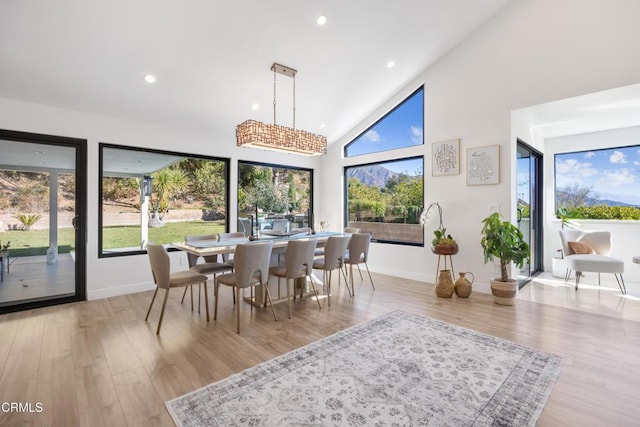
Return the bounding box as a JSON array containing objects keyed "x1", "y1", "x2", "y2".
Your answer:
[
  {"x1": 320, "y1": 0, "x2": 640, "y2": 293},
  {"x1": 0, "y1": 97, "x2": 320, "y2": 299},
  {"x1": 543, "y1": 126, "x2": 640, "y2": 282}
]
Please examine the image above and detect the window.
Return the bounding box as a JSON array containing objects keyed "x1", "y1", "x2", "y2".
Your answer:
[
  {"x1": 345, "y1": 157, "x2": 424, "y2": 245},
  {"x1": 344, "y1": 87, "x2": 424, "y2": 157},
  {"x1": 237, "y1": 161, "x2": 313, "y2": 236},
  {"x1": 555, "y1": 145, "x2": 640, "y2": 220},
  {"x1": 99, "y1": 144, "x2": 229, "y2": 257}
]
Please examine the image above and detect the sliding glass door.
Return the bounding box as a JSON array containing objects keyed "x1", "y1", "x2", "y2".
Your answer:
[
  {"x1": 0, "y1": 130, "x2": 86, "y2": 313},
  {"x1": 516, "y1": 139, "x2": 542, "y2": 287}
]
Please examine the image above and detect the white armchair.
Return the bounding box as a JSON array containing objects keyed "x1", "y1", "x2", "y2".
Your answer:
[{"x1": 559, "y1": 230, "x2": 626, "y2": 294}]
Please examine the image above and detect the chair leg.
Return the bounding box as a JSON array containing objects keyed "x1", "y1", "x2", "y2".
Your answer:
[
  {"x1": 156, "y1": 288, "x2": 170, "y2": 335},
  {"x1": 327, "y1": 270, "x2": 332, "y2": 307},
  {"x1": 356, "y1": 264, "x2": 364, "y2": 280},
  {"x1": 308, "y1": 275, "x2": 322, "y2": 310},
  {"x1": 615, "y1": 274, "x2": 627, "y2": 295},
  {"x1": 190, "y1": 285, "x2": 194, "y2": 311},
  {"x1": 575, "y1": 271, "x2": 582, "y2": 291},
  {"x1": 350, "y1": 264, "x2": 355, "y2": 298},
  {"x1": 564, "y1": 268, "x2": 571, "y2": 284},
  {"x1": 364, "y1": 262, "x2": 375, "y2": 290},
  {"x1": 203, "y1": 281, "x2": 210, "y2": 321},
  {"x1": 145, "y1": 287, "x2": 159, "y2": 321},
  {"x1": 214, "y1": 280, "x2": 219, "y2": 321},
  {"x1": 236, "y1": 287, "x2": 241, "y2": 334},
  {"x1": 287, "y1": 278, "x2": 292, "y2": 319},
  {"x1": 198, "y1": 284, "x2": 201, "y2": 314},
  {"x1": 181, "y1": 286, "x2": 188, "y2": 304},
  {"x1": 264, "y1": 284, "x2": 278, "y2": 322}
]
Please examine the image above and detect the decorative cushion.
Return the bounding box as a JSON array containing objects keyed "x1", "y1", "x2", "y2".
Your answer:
[{"x1": 568, "y1": 241, "x2": 594, "y2": 254}]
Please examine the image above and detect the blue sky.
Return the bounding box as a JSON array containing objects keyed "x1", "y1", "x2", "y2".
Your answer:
[
  {"x1": 345, "y1": 88, "x2": 423, "y2": 161},
  {"x1": 555, "y1": 146, "x2": 640, "y2": 206}
]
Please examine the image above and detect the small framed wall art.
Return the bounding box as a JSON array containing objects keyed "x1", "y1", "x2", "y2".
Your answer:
[
  {"x1": 466, "y1": 144, "x2": 500, "y2": 185},
  {"x1": 432, "y1": 138, "x2": 460, "y2": 176}
]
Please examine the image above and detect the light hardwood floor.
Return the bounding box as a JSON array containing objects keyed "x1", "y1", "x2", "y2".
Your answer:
[{"x1": 1, "y1": 272, "x2": 639, "y2": 426}]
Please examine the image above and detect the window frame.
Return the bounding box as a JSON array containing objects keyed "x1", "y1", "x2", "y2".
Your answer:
[
  {"x1": 237, "y1": 159, "x2": 314, "y2": 230},
  {"x1": 98, "y1": 143, "x2": 230, "y2": 258},
  {"x1": 344, "y1": 155, "x2": 424, "y2": 246},
  {"x1": 343, "y1": 86, "x2": 424, "y2": 158},
  {"x1": 554, "y1": 144, "x2": 640, "y2": 219}
]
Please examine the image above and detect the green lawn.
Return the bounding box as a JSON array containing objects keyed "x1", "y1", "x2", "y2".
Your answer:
[{"x1": 0, "y1": 220, "x2": 226, "y2": 257}]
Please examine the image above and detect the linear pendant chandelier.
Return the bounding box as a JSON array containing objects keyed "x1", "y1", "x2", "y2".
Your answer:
[{"x1": 236, "y1": 63, "x2": 327, "y2": 156}]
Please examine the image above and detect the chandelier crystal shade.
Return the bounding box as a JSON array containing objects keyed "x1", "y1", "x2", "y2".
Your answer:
[{"x1": 236, "y1": 63, "x2": 327, "y2": 156}]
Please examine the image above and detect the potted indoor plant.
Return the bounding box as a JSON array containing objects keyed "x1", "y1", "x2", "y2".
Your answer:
[
  {"x1": 431, "y1": 227, "x2": 458, "y2": 255},
  {"x1": 480, "y1": 212, "x2": 530, "y2": 305}
]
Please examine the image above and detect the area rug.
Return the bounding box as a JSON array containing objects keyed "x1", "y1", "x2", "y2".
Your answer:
[{"x1": 166, "y1": 310, "x2": 562, "y2": 426}]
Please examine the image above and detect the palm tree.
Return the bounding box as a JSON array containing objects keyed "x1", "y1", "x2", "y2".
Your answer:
[{"x1": 149, "y1": 168, "x2": 186, "y2": 227}]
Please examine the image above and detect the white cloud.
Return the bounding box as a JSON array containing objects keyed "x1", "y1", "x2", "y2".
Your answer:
[
  {"x1": 410, "y1": 126, "x2": 423, "y2": 144},
  {"x1": 609, "y1": 150, "x2": 627, "y2": 164},
  {"x1": 555, "y1": 159, "x2": 599, "y2": 189},
  {"x1": 363, "y1": 130, "x2": 380, "y2": 143},
  {"x1": 634, "y1": 161, "x2": 640, "y2": 166},
  {"x1": 584, "y1": 152, "x2": 595, "y2": 159},
  {"x1": 603, "y1": 169, "x2": 635, "y2": 187},
  {"x1": 555, "y1": 159, "x2": 598, "y2": 177}
]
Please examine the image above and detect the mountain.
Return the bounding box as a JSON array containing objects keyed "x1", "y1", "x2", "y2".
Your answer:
[
  {"x1": 594, "y1": 199, "x2": 637, "y2": 207},
  {"x1": 347, "y1": 165, "x2": 398, "y2": 188}
]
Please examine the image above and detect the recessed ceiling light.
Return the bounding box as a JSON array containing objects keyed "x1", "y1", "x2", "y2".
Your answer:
[
  {"x1": 316, "y1": 15, "x2": 327, "y2": 26},
  {"x1": 320, "y1": 123, "x2": 327, "y2": 129},
  {"x1": 144, "y1": 74, "x2": 156, "y2": 84},
  {"x1": 386, "y1": 60, "x2": 396, "y2": 69},
  {"x1": 251, "y1": 103, "x2": 260, "y2": 110},
  {"x1": 34, "y1": 150, "x2": 45, "y2": 154}
]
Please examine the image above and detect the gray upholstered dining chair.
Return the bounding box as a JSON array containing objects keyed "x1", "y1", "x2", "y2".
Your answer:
[
  {"x1": 343, "y1": 232, "x2": 375, "y2": 296},
  {"x1": 214, "y1": 241, "x2": 277, "y2": 334},
  {"x1": 313, "y1": 235, "x2": 351, "y2": 306},
  {"x1": 217, "y1": 231, "x2": 248, "y2": 267},
  {"x1": 146, "y1": 244, "x2": 209, "y2": 335},
  {"x1": 182, "y1": 234, "x2": 235, "y2": 308},
  {"x1": 315, "y1": 227, "x2": 359, "y2": 257},
  {"x1": 269, "y1": 239, "x2": 321, "y2": 319},
  {"x1": 559, "y1": 229, "x2": 626, "y2": 293}
]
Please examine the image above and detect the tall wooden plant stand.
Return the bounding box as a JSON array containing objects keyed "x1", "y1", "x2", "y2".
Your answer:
[{"x1": 432, "y1": 244, "x2": 459, "y2": 283}]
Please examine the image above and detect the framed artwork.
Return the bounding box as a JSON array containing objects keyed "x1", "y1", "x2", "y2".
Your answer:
[
  {"x1": 466, "y1": 144, "x2": 500, "y2": 185},
  {"x1": 432, "y1": 138, "x2": 460, "y2": 176}
]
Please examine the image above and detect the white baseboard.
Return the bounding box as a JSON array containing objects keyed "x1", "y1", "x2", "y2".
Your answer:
[
  {"x1": 368, "y1": 265, "x2": 492, "y2": 295},
  {"x1": 88, "y1": 281, "x2": 155, "y2": 300}
]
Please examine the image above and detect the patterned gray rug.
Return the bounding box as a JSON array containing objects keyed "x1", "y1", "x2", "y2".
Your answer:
[{"x1": 166, "y1": 310, "x2": 562, "y2": 426}]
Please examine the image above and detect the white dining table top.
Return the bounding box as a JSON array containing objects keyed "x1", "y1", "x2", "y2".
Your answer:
[{"x1": 172, "y1": 231, "x2": 345, "y2": 256}]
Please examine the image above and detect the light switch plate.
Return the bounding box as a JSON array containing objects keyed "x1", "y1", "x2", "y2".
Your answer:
[{"x1": 488, "y1": 203, "x2": 500, "y2": 213}]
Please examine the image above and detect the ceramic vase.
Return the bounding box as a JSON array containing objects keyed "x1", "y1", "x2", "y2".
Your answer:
[{"x1": 454, "y1": 272, "x2": 474, "y2": 298}]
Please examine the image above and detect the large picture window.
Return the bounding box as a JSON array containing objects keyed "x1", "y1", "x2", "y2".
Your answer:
[
  {"x1": 99, "y1": 144, "x2": 229, "y2": 257},
  {"x1": 555, "y1": 145, "x2": 640, "y2": 220},
  {"x1": 344, "y1": 87, "x2": 424, "y2": 158},
  {"x1": 237, "y1": 161, "x2": 313, "y2": 236},
  {"x1": 345, "y1": 157, "x2": 424, "y2": 245}
]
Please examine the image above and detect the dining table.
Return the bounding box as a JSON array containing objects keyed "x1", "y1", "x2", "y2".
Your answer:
[{"x1": 172, "y1": 230, "x2": 346, "y2": 306}]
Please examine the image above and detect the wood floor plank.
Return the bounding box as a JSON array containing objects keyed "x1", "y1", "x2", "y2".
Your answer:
[
  {"x1": 74, "y1": 360, "x2": 127, "y2": 427},
  {"x1": 36, "y1": 355, "x2": 80, "y2": 427},
  {"x1": 112, "y1": 366, "x2": 174, "y2": 426}
]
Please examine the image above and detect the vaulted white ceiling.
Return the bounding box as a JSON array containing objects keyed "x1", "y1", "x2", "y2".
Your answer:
[{"x1": 0, "y1": 0, "x2": 512, "y2": 146}]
